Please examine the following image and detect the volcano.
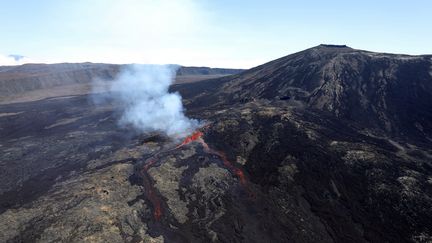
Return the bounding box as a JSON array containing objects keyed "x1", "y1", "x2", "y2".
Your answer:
[
  {"x1": 177, "y1": 44, "x2": 432, "y2": 143},
  {"x1": 1, "y1": 46, "x2": 432, "y2": 242}
]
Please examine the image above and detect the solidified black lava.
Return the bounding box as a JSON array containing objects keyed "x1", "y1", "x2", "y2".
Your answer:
[{"x1": 1, "y1": 46, "x2": 432, "y2": 242}]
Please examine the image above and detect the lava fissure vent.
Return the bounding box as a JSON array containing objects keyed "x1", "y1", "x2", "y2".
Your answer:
[
  {"x1": 139, "y1": 125, "x2": 255, "y2": 221},
  {"x1": 175, "y1": 129, "x2": 253, "y2": 195}
]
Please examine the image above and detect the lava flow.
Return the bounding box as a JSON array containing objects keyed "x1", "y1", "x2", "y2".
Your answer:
[
  {"x1": 177, "y1": 128, "x2": 252, "y2": 194},
  {"x1": 175, "y1": 130, "x2": 204, "y2": 149},
  {"x1": 140, "y1": 158, "x2": 163, "y2": 220},
  {"x1": 140, "y1": 125, "x2": 254, "y2": 221}
]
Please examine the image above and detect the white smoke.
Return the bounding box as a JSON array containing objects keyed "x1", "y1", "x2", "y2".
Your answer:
[{"x1": 105, "y1": 64, "x2": 200, "y2": 138}]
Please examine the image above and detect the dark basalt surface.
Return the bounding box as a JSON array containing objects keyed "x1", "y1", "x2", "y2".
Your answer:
[
  {"x1": 1, "y1": 46, "x2": 432, "y2": 242},
  {"x1": 175, "y1": 45, "x2": 432, "y2": 143}
]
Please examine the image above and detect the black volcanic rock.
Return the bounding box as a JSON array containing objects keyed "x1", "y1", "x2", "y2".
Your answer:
[
  {"x1": 177, "y1": 45, "x2": 432, "y2": 143},
  {"x1": 174, "y1": 46, "x2": 432, "y2": 242},
  {"x1": 1, "y1": 46, "x2": 432, "y2": 242}
]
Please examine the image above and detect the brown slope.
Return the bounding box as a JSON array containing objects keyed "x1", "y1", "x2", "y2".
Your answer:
[{"x1": 0, "y1": 63, "x2": 243, "y2": 104}]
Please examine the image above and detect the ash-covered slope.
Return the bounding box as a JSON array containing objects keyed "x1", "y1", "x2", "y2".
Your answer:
[
  {"x1": 1, "y1": 46, "x2": 432, "y2": 243},
  {"x1": 0, "y1": 63, "x2": 120, "y2": 96},
  {"x1": 0, "y1": 63, "x2": 243, "y2": 98},
  {"x1": 172, "y1": 45, "x2": 432, "y2": 242},
  {"x1": 176, "y1": 66, "x2": 243, "y2": 76},
  {"x1": 178, "y1": 45, "x2": 432, "y2": 143}
]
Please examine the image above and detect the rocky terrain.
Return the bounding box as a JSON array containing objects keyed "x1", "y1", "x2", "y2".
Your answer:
[
  {"x1": 177, "y1": 45, "x2": 432, "y2": 142},
  {"x1": 0, "y1": 64, "x2": 242, "y2": 104},
  {"x1": 1, "y1": 45, "x2": 432, "y2": 242}
]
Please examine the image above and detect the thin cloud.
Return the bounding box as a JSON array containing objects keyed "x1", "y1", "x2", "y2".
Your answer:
[{"x1": 0, "y1": 54, "x2": 34, "y2": 66}]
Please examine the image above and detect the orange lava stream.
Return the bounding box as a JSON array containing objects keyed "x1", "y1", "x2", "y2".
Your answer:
[
  {"x1": 175, "y1": 130, "x2": 204, "y2": 149},
  {"x1": 199, "y1": 139, "x2": 250, "y2": 190},
  {"x1": 141, "y1": 126, "x2": 254, "y2": 220},
  {"x1": 178, "y1": 129, "x2": 252, "y2": 193},
  {"x1": 141, "y1": 158, "x2": 163, "y2": 220}
]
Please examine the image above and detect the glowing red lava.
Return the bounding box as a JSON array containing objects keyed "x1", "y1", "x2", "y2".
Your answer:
[
  {"x1": 154, "y1": 205, "x2": 162, "y2": 220},
  {"x1": 176, "y1": 130, "x2": 204, "y2": 149},
  {"x1": 199, "y1": 141, "x2": 250, "y2": 190},
  {"x1": 141, "y1": 126, "x2": 254, "y2": 220},
  {"x1": 177, "y1": 129, "x2": 252, "y2": 194},
  {"x1": 141, "y1": 158, "x2": 163, "y2": 220}
]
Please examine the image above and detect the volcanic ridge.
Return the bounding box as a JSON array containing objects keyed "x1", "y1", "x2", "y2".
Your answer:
[{"x1": 1, "y1": 45, "x2": 432, "y2": 242}]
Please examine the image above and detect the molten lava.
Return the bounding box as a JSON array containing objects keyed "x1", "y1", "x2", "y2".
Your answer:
[
  {"x1": 178, "y1": 129, "x2": 251, "y2": 193},
  {"x1": 140, "y1": 125, "x2": 254, "y2": 221},
  {"x1": 175, "y1": 130, "x2": 204, "y2": 149},
  {"x1": 198, "y1": 140, "x2": 250, "y2": 192},
  {"x1": 140, "y1": 158, "x2": 163, "y2": 220}
]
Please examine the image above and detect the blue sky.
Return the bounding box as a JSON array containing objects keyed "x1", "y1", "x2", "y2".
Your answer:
[{"x1": 0, "y1": 0, "x2": 431, "y2": 68}]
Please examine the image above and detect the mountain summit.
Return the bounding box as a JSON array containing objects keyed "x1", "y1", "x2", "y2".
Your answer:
[
  {"x1": 179, "y1": 45, "x2": 432, "y2": 143},
  {"x1": 1, "y1": 46, "x2": 432, "y2": 242}
]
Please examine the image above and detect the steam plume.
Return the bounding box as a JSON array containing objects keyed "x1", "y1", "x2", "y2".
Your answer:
[{"x1": 104, "y1": 64, "x2": 199, "y2": 138}]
